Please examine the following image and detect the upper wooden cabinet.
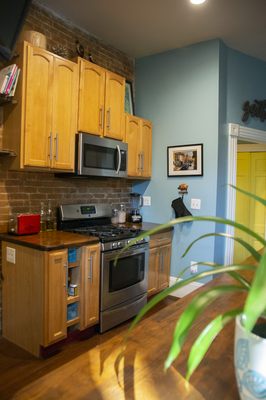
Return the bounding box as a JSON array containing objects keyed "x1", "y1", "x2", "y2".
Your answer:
[
  {"x1": 77, "y1": 58, "x2": 125, "y2": 140},
  {"x1": 125, "y1": 113, "x2": 152, "y2": 178},
  {"x1": 3, "y1": 42, "x2": 78, "y2": 171}
]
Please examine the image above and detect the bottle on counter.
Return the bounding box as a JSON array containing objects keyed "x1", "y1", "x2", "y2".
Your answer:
[
  {"x1": 40, "y1": 202, "x2": 46, "y2": 232},
  {"x1": 46, "y1": 200, "x2": 57, "y2": 231}
]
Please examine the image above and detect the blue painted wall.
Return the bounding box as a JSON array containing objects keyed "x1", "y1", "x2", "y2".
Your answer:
[{"x1": 134, "y1": 40, "x2": 220, "y2": 279}]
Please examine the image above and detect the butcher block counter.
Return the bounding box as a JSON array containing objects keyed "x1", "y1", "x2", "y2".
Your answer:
[{"x1": 0, "y1": 230, "x2": 99, "y2": 250}]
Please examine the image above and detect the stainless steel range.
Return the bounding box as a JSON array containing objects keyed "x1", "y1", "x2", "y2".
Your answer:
[{"x1": 58, "y1": 203, "x2": 149, "y2": 332}]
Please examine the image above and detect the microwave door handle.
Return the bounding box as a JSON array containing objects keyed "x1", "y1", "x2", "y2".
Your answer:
[{"x1": 116, "y1": 145, "x2": 121, "y2": 174}]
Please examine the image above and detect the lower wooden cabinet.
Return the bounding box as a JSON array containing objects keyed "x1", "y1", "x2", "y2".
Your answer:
[
  {"x1": 148, "y1": 231, "x2": 172, "y2": 297},
  {"x1": 2, "y1": 241, "x2": 100, "y2": 357}
]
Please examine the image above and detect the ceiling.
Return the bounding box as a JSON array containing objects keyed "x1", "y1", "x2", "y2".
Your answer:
[{"x1": 37, "y1": 0, "x2": 266, "y2": 61}]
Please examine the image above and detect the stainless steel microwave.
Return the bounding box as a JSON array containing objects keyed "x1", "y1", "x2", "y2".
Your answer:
[{"x1": 75, "y1": 133, "x2": 128, "y2": 178}]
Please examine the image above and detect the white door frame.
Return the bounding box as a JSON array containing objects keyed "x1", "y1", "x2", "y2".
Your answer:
[{"x1": 225, "y1": 123, "x2": 266, "y2": 264}]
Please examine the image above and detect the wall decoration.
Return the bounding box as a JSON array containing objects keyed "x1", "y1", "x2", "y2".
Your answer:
[
  {"x1": 125, "y1": 81, "x2": 134, "y2": 114},
  {"x1": 167, "y1": 143, "x2": 203, "y2": 177},
  {"x1": 242, "y1": 100, "x2": 266, "y2": 122}
]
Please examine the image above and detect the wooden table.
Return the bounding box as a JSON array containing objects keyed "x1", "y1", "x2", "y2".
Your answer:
[{"x1": 0, "y1": 271, "x2": 246, "y2": 399}]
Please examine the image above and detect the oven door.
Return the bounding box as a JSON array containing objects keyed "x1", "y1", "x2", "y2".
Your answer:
[
  {"x1": 101, "y1": 243, "x2": 148, "y2": 311},
  {"x1": 76, "y1": 133, "x2": 127, "y2": 178}
]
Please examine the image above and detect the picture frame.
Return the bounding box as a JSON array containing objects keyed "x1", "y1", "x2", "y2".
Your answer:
[
  {"x1": 167, "y1": 143, "x2": 203, "y2": 177},
  {"x1": 125, "y1": 81, "x2": 134, "y2": 115}
]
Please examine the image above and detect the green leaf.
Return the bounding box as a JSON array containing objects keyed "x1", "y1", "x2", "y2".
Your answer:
[
  {"x1": 243, "y1": 250, "x2": 266, "y2": 331},
  {"x1": 182, "y1": 232, "x2": 261, "y2": 262},
  {"x1": 116, "y1": 215, "x2": 266, "y2": 262},
  {"x1": 164, "y1": 285, "x2": 246, "y2": 370},
  {"x1": 186, "y1": 308, "x2": 242, "y2": 380},
  {"x1": 231, "y1": 184, "x2": 266, "y2": 206},
  {"x1": 128, "y1": 264, "x2": 255, "y2": 337}
]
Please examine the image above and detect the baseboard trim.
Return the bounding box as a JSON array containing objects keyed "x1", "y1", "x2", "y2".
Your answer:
[{"x1": 169, "y1": 276, "x2": 204, "y2": 298}]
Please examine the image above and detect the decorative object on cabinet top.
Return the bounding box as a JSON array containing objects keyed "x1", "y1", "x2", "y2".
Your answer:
[{"x1": 125, "y1": 81, "x2": 134, "y2": 115}]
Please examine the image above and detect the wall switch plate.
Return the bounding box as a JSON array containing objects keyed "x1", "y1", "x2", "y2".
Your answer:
[
  {"x1": 6, "y1": 247, "x2": 16, "y2": 264},
  {"x1": 190, "y1": 261, "x2": 198, "y2": 274},
  {"x1": 191, "y1": 198, "x2": 201, "y2": 210},
  {"x1": 143, "y1": 196, "x2": 151, "y2": 206}
]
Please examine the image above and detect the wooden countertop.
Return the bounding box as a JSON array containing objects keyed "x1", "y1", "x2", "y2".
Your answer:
[{"x1": 0, "y1": 230, "x2": 99, "y2": 251}]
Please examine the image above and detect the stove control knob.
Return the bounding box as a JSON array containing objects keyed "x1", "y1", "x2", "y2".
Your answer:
[
  {"x1": 117, "y1": 241, "x2": 121, "y2": 248},
  {"x1": 112, "y1": 242, "x2": 118, "y2": 249},
  {"x1": 127, "y1": 239, "x2": 132, "y2": 245}
]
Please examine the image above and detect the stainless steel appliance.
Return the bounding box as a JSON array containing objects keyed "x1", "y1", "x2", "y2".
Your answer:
[
  {"x1": 58, "y1": 203, "x2": 148, "y2": 332},
  {"x1": 75, "y1": 133, "x2": 128, "y2": 178}
]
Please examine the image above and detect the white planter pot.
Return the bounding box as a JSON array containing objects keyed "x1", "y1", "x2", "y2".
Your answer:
[{"x1": 234, "y1": 314, "x2": 266, "y2": 400}]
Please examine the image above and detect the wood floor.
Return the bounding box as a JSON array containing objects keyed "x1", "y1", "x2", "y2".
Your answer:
[{"x1": 0, "y1": 296, "x2": 178, "y2": 400}]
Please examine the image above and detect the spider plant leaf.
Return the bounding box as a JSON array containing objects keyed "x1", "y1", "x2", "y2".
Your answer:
[
  {"x1": 231, "y1": 184, "x2": 266, "y2": 206},
  {"x1": 186, "y1": 308, "x2": 242, "y2": 380},
  {"x1": 117, "y1": 215, "x2": 265, "y2": 262},
  {"x1": 182, "y1": 232, "x2": 261, "y2": 262},
  {"x1": 243, "y1": 250, "x2": 266, "y2": 331},
  {"x1": 164, "y1": 285, "x2": 246, "y2": 370},
  {"x1": 128, "y1": 264, "x2": 255, "y2": 336}
]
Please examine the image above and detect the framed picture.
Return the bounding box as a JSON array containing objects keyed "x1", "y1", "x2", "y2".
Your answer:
[
  {"x1": 125, "y1": 81, "x2": 134, "y2": 114},
  {"x1": 167, "y1": 143, "x2": 203, "y2": 177}
]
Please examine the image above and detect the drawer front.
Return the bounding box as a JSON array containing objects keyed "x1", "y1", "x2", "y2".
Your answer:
[{"x1": 149, "y1": 230, "x2": 173, "y2": 249}]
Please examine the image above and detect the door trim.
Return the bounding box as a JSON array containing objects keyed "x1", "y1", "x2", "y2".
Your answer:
[{"x1": 225, "y1": 123, "x2": 266, "y2": 264}]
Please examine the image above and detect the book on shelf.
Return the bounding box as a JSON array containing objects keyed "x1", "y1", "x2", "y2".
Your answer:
[{"x1": 0, "y1": 64, "x2": 20, "y2": 97}]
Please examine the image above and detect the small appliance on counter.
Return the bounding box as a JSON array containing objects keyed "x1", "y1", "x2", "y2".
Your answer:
[
  {"x1": 129, "y1": 193, "x2": 143, "y2": 223},
  {"x1": 8, "y1": 213, "x2": 40, "y2": 235}
]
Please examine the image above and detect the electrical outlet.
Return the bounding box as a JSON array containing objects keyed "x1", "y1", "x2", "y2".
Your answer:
[
  {"x1": 143, "y1": 196, "x2": 151, "y2": 206},
  {"x1": 190, "y1": 261, "x2": 198, "y2": 274},
  {"x1": 191, "y1": 198, "x2": 201, "y2": 210},
  {"x1": 6, "y1": 247, "x2": 16, "y2": 264}
]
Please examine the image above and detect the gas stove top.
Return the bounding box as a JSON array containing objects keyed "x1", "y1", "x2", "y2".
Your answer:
[
  {"x1": 70, "y1": 224, "x2": 142, "y2": 242},
  {"x1": 58, "y1": 203, "x2": 148, "y2": 251}
]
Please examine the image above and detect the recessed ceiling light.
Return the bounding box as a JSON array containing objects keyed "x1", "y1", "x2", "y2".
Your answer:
[{"x1": 190, "y1": 0, "x2": 206, "y2": 4}]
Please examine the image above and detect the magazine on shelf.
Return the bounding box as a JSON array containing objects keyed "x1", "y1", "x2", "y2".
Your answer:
[
  {"x1": 0, "y1": 64, "x2": 17, "y2": 94},
  {"x1": 9, "y1": 68, "x2": 20, "y2": 97}
]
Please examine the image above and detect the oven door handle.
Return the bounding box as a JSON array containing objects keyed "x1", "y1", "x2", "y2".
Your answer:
[
  {"x1": 102, "y1": 244, "x2": 149, "y2": 261},
  {"x1": 115, "y1": 145, "x2": 121, "y2": 174}
]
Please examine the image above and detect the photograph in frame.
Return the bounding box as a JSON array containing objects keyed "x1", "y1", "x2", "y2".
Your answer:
[{"x1": 167, "y1": 143, "x2": 203, "y2": 177}]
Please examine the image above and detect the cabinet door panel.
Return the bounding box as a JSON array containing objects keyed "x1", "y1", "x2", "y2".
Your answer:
[
  {"x1": 125, "y1": 114, "x2": 141, "y2": 176},
  {"x1": 81, "y1": 244, "x2": 100, "y2": 329},
  {"x1": 158, "y1": 244, "x2": 171, "y2": 291},
  {"x1": 52, "y1": 57, "x2": 77, "y2": 170},
  {"x1": 148, "y1": 247, "x2": 159, "y2": 297},
  {"x1": 44, "y1": 250, "x2": 67, "y2": 345},
  {"x1": 104, "y1": 71, "x2": 125, "y2": 140},
  {"x1": 78, "y1": 60, "x2": 105, "y2": 136},
  {"x1": 141, "y1": 119, "x2": 152, "y2": 178},
  {"x1": 24, "y1": 45, "x2": 53, "y2": 167}
]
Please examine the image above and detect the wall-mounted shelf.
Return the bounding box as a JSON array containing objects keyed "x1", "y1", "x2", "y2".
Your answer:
[{"x1": 0, "y1": 149, "x2": 16, "y2": 157}]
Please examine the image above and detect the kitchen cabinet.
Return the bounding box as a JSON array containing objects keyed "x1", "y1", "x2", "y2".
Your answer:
[
  {"x1": 2, "y1": 240, "x2": 100, "y2": 357},
  {"x1": 80, "y1": 243, "x2": 100, "y2": 329},
  {"x1": 3, "y1": 41, "x2": 78, "y2": 171},
  {"x1": 125, "y1": 113, "x2": 152, "y2": 178},
  {"x1": 77, "y1": 58, "x2": 125, "y2": 140},
  {"x1": 147, "y1": 231, "x2": 172, "y2": 297}
]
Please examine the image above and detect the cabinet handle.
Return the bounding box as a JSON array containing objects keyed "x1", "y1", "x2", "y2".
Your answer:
[
  {"x1": 106, "y1": 108, "x2": 111, "y2": 130},
  {"x1": 64, "y1": 263, "x2": 68, "y2": 290},
  {"x1": 138, "y1": 153, "x2": 141, "y2": 171},
  {"x1": 141, "y1": 152, "x2": 144, "y2": 172},
  {"x1": 48, "y1": 133, "x2": 53, "y2": 161},
  {"x1": 99, "y1": 107, "x2": 104, "y2": 129},
  {"x1": 88, "y1": 256, "x2": 93, "y2": 281},
  {"x1": 54, "y1": 133, "x2": 59, "y2": 161}
]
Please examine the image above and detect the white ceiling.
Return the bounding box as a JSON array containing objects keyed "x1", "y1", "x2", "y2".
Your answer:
[{"x1": 37, "y1": 0, "x2": 266, "y2": 61}]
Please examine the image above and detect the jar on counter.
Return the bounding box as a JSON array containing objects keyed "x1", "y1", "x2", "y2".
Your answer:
[
  {"x1": 118, "y1": 204, "x2": 126, "y2": 224},
  {"x1": 111, "y1": 208, "x2": 119, "y2": 224}
]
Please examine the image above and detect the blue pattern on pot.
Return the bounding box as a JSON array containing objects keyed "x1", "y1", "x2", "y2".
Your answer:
[{"x1": 235, "y1": 315, "x2": 266, "y2": 400}]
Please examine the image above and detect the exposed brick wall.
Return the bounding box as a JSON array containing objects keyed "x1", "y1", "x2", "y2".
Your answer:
[{"x1": 0, "y1": 2, "x2": 135, "y2": 334}]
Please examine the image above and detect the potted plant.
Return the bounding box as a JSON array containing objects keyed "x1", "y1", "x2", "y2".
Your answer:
[{"x1": 124, "y1": 186, "x2": 266, "y2": 400}]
